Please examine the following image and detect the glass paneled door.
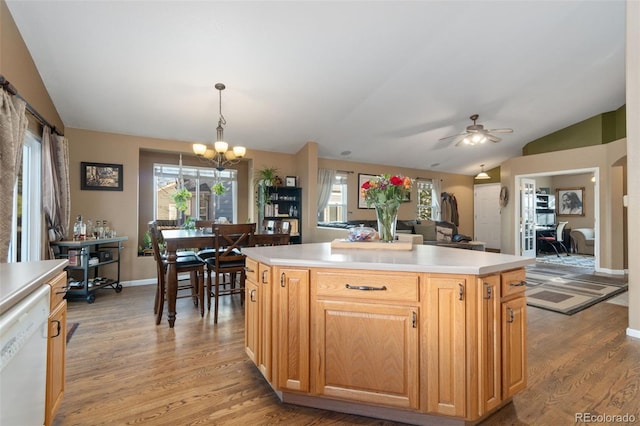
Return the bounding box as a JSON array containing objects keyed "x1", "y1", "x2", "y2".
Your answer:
[{"x1": 520, "y1": 178, "x2": 536, "y2": 257}]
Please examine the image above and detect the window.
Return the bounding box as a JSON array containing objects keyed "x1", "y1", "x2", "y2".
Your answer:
[
  {"x1": 153, "y1": 164, "x2": 238, "y2": 223},
  {"x1": 8, "y1": 131, "x2": 42, "y2": 262},
  {"x1": 417, "y1": 179, "x2": 434, "y2": 221},
  {"x1": 318, "y1": 172, "x2": 348, "y2": 222}
]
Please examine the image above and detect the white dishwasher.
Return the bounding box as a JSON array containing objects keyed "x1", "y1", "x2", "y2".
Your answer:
[{"x1": 0, "y1": 285, "x2": 50, "y2": 426}]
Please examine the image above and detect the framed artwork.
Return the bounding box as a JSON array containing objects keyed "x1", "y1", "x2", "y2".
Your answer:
[
  {"x1": 81, "y1": 162, "x2": 123, "y2": 191},
  {"x1": 285, "y1": 176, "x2": 297, "y2": 187},
  {"x1": 556, "y1": 187, "x2": 585, "y2": 216},
  {"x1": 358, "y1": 173, "x2": 376, "y2": 209}
]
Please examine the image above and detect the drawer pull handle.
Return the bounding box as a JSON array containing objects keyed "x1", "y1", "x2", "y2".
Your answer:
[
  {"x1": 412, "y1": 311, "x2": 417, "y2": 328},
  {"x1": 51, "y1": 320, "x2": 61, "y2": 338},
  {"x1": 458, "y1": 283, "x2": 464, "y2": 301},
  {"x1": 510, "y1": 280, "x2": 527, "y2": 287},
  {"x1": 280, "y1": 272, "x2": 286, "y2": 287},
  {"x1": 483, "y1": 283, "x2": 492, "y2": 300},
  {"x1": 244, "y1": 266, "x2": 255, "y2": 273},
  {"x1": 345, "y1": 284, "x2": 387, "y2": 291},
  {"x1": 250, "y1": 289, "x2": 257, "y2": 302},
  {"x1": 507, "y1": 307, "x2": 515, "y2": 323},
  {"x1": 261, "y1": 270, "x2": 268, "y2": 284}
]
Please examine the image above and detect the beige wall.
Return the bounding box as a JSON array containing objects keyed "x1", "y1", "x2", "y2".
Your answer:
[{"x1": 501, "y1": 139, "x2": 627, "y2": 272}]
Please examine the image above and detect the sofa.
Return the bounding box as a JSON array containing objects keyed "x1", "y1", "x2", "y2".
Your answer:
[
  {"x1": 318, "y1": 219, "x2": 477, "y2": 249},
  {"x1": 570, "y1": 228, "x2": 595, "y2": 255}
]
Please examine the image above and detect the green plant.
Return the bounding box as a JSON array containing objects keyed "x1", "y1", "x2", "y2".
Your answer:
[
  {"x1": 171, "y1": 187, "x2": 192, "y2": 212},
  {"x1": 212, "y1": 182, "x2": 226, "y2": 196},
  {"x1": 143, "y1": 230, "x2": 152, "y2": 249},
  {"x1": 182, "y1": 216, "x2": 196, "y2": 230},
  {"x1": 255, "y1": 166, "x2": 279, "y2": 210}
]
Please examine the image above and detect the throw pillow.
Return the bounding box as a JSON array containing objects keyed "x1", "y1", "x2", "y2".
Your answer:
[
  {"x1": 414, "y1": 222, "x2": 436, "y2": 241},
  {"x1": 436, "y1": 225, "x2": 453, "y2": 242}
]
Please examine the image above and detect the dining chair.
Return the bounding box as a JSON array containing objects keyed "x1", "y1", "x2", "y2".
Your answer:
[
  {"x1": 148, "y1": 221, "x2": 205, "y2": 325},
  {"x1": 199, "y1": 223, "x2": 256, "y2": 323},
  {"x1": 537, "y1": 221, "x2": 570, "y2": 257}
]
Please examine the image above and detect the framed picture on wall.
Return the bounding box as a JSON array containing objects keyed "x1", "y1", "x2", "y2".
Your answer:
[
  {"x1": 556, "y1": 187, "x2": 585, "y2": 216},
  {"x1": 357, "y1": 173, "x2": 376, "y2": 209},
  {"x1": 81, "y1": 162, "x2": 123, "y2": 191}
]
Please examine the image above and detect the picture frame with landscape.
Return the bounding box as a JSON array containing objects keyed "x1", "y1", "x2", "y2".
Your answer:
[{"x1": 81, "y1": 162, "x2": 123, "y2": 191}]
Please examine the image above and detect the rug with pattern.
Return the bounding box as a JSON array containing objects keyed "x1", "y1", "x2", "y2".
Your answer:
[{"x1": 525, "y1": 265, "x2": 627, "y2": 315}]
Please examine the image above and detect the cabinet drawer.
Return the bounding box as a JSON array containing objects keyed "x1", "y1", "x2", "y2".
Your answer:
[
  {"x1": 49, "y1": 271, "x2": 67, "y2": 310},
  {"x1": 501, "y1": 269, "x2": 527, "y2": 299},
  {"x1": 315, "y1": 271, "x2": 419, "y2": 302},
  {"x1": 245, "y1": 258, "x2": 258, "y2": 282}
]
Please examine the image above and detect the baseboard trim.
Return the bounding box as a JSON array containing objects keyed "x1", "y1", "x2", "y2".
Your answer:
[
  {"x1": 121, "y1": 273, "x2": 192, "y2": 287},
  {"x1": 596, "y1": 267, "x2": 627, "y2": 276},
  {"x1": 626, "y1": 328, "x2": 640, "y2": 339}
]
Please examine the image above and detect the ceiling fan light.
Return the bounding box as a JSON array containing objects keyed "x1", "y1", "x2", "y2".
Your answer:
[
  {"x1": 203, "y1": 149, "x2": 216, "y2": 159},
  {"x1": 224, "y1": 150, "x2": 236, "y2": 160}
]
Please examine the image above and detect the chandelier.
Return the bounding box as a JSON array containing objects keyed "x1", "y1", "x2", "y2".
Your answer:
[{"x1": 193, "y1": 83, "x2": 246, "y2": 171}]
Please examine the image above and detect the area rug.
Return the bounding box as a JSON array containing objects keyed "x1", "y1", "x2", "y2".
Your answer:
[
  {"x1": 535, "y1": 253, "x2": 595, "y2": 269},
  {"x1": 525, "y1": 268, "x2": 627, "y2": 315},
  {"x1": 67, "y1": 322, "x2": 79, "y2": 344}
]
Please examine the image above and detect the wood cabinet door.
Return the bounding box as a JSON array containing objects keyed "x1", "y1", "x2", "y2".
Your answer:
[
  {"x1": 46, "y1": 300, "x2": 66, "y2": 426},
  {"x1": 276, "y1": 268, "x2": 310, "y2": 392},
  {"x1": 478, "y1": 275, "x2": 501, "y2": 415},
  {"x1": 245, "y1": 278, "x2": 260, "y2": 365},
  {"x1": 258, "y1": 263, "x2": 272, "y2": 380},
  {"x1": 426, "y1": 276, "x2": 466, "y2": 417},
  {"x1": 502, "y1": 296, "x2": 527, "y2": 399},
  {"x1": 313, "y1": 300, "x2": 419, "y2": 409}
]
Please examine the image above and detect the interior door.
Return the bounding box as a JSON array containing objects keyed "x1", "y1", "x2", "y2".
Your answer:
[
  {"x1": 474, "y1": 183, "x2": 501, "y2": 250},
  {"x1": 520, "y1": 179, "x2": 536, "y2": 257}
]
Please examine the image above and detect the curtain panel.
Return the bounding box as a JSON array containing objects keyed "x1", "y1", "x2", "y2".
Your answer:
[
  {"x1": 317, "y1": 168, "x2": 336, "y2": 217},
  {"x1": 0, "y1": 92, "x2": 28, "y2": 262},
  {"x1": 43, "y1": 127, "x2": 71, "y2": 258}
]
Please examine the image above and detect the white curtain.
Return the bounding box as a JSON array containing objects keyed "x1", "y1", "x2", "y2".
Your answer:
[
  {"x1": 0, "y1": 91, "x2": 28, "y2": 262},
  {"x1": 317, "y1": 168, "x2": 336, "y2": 217},
  {"x1": 431, "y1": 179, "x2": 442, "y2": 221},
  {"x1": 43, "y1": 126, "x2": 71, "y2": 258}
]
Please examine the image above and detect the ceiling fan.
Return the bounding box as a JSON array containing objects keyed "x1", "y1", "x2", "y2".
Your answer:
[{"x1": 439, "y1": 114, "x2": 513, "y2": 146}]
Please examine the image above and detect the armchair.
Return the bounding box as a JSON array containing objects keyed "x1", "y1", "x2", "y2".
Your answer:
[{"x1": 570, "y1": 228, "x2": 595, "y2": 255}]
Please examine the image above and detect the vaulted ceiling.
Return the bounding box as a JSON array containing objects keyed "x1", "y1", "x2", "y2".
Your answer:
[{"x1": 6, "y1": 0, "x2": 626, "y2": 176}]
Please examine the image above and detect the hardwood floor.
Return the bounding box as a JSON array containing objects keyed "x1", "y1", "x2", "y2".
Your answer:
[{"x1": 55, "y1": 277, "x2": 639, "y2": 426}]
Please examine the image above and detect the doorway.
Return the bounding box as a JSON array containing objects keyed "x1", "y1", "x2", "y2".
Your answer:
[{"x1": 515, "y1": 168, "x2": 600, "y2": 271}]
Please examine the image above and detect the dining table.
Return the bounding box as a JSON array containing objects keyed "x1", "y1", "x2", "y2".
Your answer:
[
  {"x1": 160, "y1": 227, "x2": 285, "y2": 327},
  {"x1": 161, "y1": 228, "x2": 217, "y2": 328}
]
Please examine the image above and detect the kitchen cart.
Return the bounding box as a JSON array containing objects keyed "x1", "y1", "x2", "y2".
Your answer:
[{"x1": 50, "y1": 236, "x2": 127, "y2": 303}]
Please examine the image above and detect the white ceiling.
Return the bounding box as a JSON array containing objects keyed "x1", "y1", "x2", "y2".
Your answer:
[{"x1": 6, "y1": 1, "x2": 626, "y2": 176}]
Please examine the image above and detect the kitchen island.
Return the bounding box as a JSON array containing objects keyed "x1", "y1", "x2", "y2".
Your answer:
[{"x1": 242, "y1": 242, "x2": 534, "y2": 425}]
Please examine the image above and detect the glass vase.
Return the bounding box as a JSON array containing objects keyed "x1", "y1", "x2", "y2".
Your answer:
[{"x1": 374, "y1": 201, "x2": 399, "y2": 243}]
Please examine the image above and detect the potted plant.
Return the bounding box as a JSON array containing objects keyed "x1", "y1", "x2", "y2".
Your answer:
[
  {"x1": 255, "y1": 166, "x2": 279, "y2": 211},
  {"x1": 212, "y1": 182, "x2": 226, "y2": 196},
  {"x1": 171, "y1": 187, "x2": 192, "y2": 213}
]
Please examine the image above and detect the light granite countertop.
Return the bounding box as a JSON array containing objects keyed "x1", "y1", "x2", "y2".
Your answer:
[{"x1": 242, "y1": 242, "x2": 534, "y2": 275}]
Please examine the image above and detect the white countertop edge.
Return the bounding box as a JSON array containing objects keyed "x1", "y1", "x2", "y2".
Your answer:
[{"x1": 243, "y1": 243, "x2": 534, "y2": 275}]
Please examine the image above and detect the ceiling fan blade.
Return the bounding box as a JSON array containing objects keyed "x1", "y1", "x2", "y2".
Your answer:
[
  {"x1": 487, "y1": 134, "x2": 502, "y2": 143},
  {"x1": 438, "y1": 131, "x2": 468, "y2": 141},
  {"x1": 486, "y1": 128, "x2": 513, "y2": 133}
]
